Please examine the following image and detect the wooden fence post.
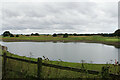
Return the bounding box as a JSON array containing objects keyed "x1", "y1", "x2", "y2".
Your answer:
[
  {"x1": 2, "y1": 52, "x2": 7, "y2": 78},
  {"x1": 37, "y1": 57, "x2": 42, "y2": 79}
]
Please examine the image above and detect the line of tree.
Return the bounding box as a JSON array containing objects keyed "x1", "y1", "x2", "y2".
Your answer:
[
  {"x1": 2, "y1": 31, "x2": 14, "y2": 37},
  {"x1": 2, "y1": 31, "x2": 19, "y2": 37},
  {"x1": 52, "y1": 33, "x2": 69, "y2": 38},
  {"x1": 2, "y1": 29, "x2": 120, "y2": 37},
  {"x1": 31, "y1": 33, "x2": 39, "y2": 36},
  {"x1": 52, "y1": 29, "x2": 120, "y2": 37},
  {"x1": 52, "y1": 33, "x2": 115, "y2": 37}
]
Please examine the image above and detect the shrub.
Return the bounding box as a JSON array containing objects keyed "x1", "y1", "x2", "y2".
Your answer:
[
  {"x1": 52, "y1": 33, "x2": 57, "y2": 37},
  {"x1": 25, "y1": 35, "x2": 30, "y2": 36},
  {"x1": 16, "y1": 35, "x2": 19, "y2": 37},
  {"x1": 3, "y1": 31, "x2": 11, "y2": 37},
  {"x1": 10, "y1": 34, "x2": 14, "y2": 37},
  {"x1": 114, "y1": 29, "x2": 120, "y2": 37},
  {"x1": 63, "y1": 33, "x2": 68, "y2": 38},
  {"x1": 31, "y1": 33, "x2": 39, "y2": 36}
]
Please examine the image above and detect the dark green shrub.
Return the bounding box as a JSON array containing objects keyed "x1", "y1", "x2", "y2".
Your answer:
[
  {"x1": 31, "y1": 33, "x2": 39, "y2": 36},
  {"x1": 3, "y1": 31, "x2": 11, "y2": 37},
  {"x1": 10, "y1": 34, "x2": 14, "y2": 37},
  {"x1": 114, "y1": 29, "x2": 120, "y2": 37},
  {"x1": 16, "y1": 35, "x2": 19, "y2": 37},
  {"x1": 63, "y1": 33, "x2": 68, "y2": 38},
  {"x1": 52, "y1": 33, "x2": 57, "y2": 37}
]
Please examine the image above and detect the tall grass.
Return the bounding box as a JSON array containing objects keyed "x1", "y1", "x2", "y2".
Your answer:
[{"x1": 1, "y1": 50, "x2": 120, "y2": 79}]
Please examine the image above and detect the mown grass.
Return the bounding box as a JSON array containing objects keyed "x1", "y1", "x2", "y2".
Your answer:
[
  {"x1": 1, "y1": 50, "x2": 120, "y2": 79},
  {"x1": 2, "y1": 35, "x2": 120, "y2": 42}
]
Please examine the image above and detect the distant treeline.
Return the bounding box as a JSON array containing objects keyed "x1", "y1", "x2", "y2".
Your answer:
[
  {"x1": 53, "y1": 29, "x2": 120, "y2": 37},
  {"x1": 53, "y1": 33, "x2": 116, "y2": 37},
  {"x1": 2, "y1": 29, "x2": 120, "y2": 37}
]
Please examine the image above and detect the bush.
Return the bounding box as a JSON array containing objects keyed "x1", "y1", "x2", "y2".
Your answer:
[
  {"x1": 10, "y1": 34, "x2": 14, "y2": 37},
  {"x1": 114, "y1": 29, "x2": 120, "y2": 37},
  {"x1": 73, "y1": 33, "x2": 77, "y2": 36},
  {"x1": 3, "y1": 31, "x2": 11, "y2": 37},
  {"x1": 63, "y1": 33, "x2": 68, "y2": 38},
  {"x1": 52, "y1": 33, "x2": 57, "y2": 37},
  {"x1": 34, "y1": 33, "x2": 39, "y2": 36},
  {"x1": 25, "y1": 35, "x2": 30, "y2": 36},
  {"x1": 16, "y1": 35, "x2": 19, "y2": 37},
  {"x1": 31, "y1": 33, "x2": 39, "y2": 36}
]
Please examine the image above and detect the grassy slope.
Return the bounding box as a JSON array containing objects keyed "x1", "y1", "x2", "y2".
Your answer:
[{"x1": 2, "y1": 50, "x2": 119, "y2": 78}]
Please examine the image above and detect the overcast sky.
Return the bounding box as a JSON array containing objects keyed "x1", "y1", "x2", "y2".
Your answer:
[{"x1": 1, "y1": 0, "x2": 119, "y2": 34}]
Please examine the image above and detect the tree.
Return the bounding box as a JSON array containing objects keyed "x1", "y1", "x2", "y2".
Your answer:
[
  {"x1": 31, "y1": 33, "x2": 39, "y2": 36},
  {"x1": 25, "y1": 35, "x2": 30, "y2": 36},
  {"x1": 63, "y1": 33, "x2": 68, "y2": 38},
  {"x1": 16, "y1": 35, "x2": 19, "y2": 37},
  {"x1": 31, "y1": 33, "x2": 34, "y2": 36},
  {"x1": 35, "y1": 33, "x2": 39, "y2": 36},
  {"x1": 52, "y1": 33, "x2": 57, "y2": 37},
  {"x1": 114, "y1": 29, "x2": 120, "y2": 37},
  {"x1": 3, "y1": 31, "x2": 11, "y2": 37},
  {"x1": 10, "y1": 34, "x2": 14, "y2": 37},
  {"x1": 73, "y1": 33, "x2": 77, "y2": 36}
]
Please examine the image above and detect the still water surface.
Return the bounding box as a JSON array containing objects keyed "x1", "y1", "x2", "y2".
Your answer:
[{"x1": 1, "y1": 42, "x2": 119, "y2": 64}]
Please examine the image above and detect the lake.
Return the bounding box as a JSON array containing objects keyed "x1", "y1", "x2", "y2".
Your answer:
[{"x1": 1, "y1": 42, "x2": 119, "y2": 64}]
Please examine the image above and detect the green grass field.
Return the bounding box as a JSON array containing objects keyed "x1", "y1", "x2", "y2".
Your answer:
[
  {"x1": 2, "y1": 35, "x2": 120, "y2": 42},
  {"x1": 2, "y1": 35, "x2": 120, "y2": 48},
  {"x1": 1, "y1": 50, "x2": 120, "y2": 79}
]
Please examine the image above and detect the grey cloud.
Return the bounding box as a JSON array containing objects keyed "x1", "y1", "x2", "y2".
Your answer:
[{"x1": 2, "y1": 2, "x2": 118, "y2": 33}]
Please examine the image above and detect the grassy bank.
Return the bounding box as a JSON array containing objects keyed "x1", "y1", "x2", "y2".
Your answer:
[
  {"x1": 1, "y1": 50, "x2": 120, "y2": 79},
  {"x1": 1, "y1": 35, "x2": 120, "y2": 48}
]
